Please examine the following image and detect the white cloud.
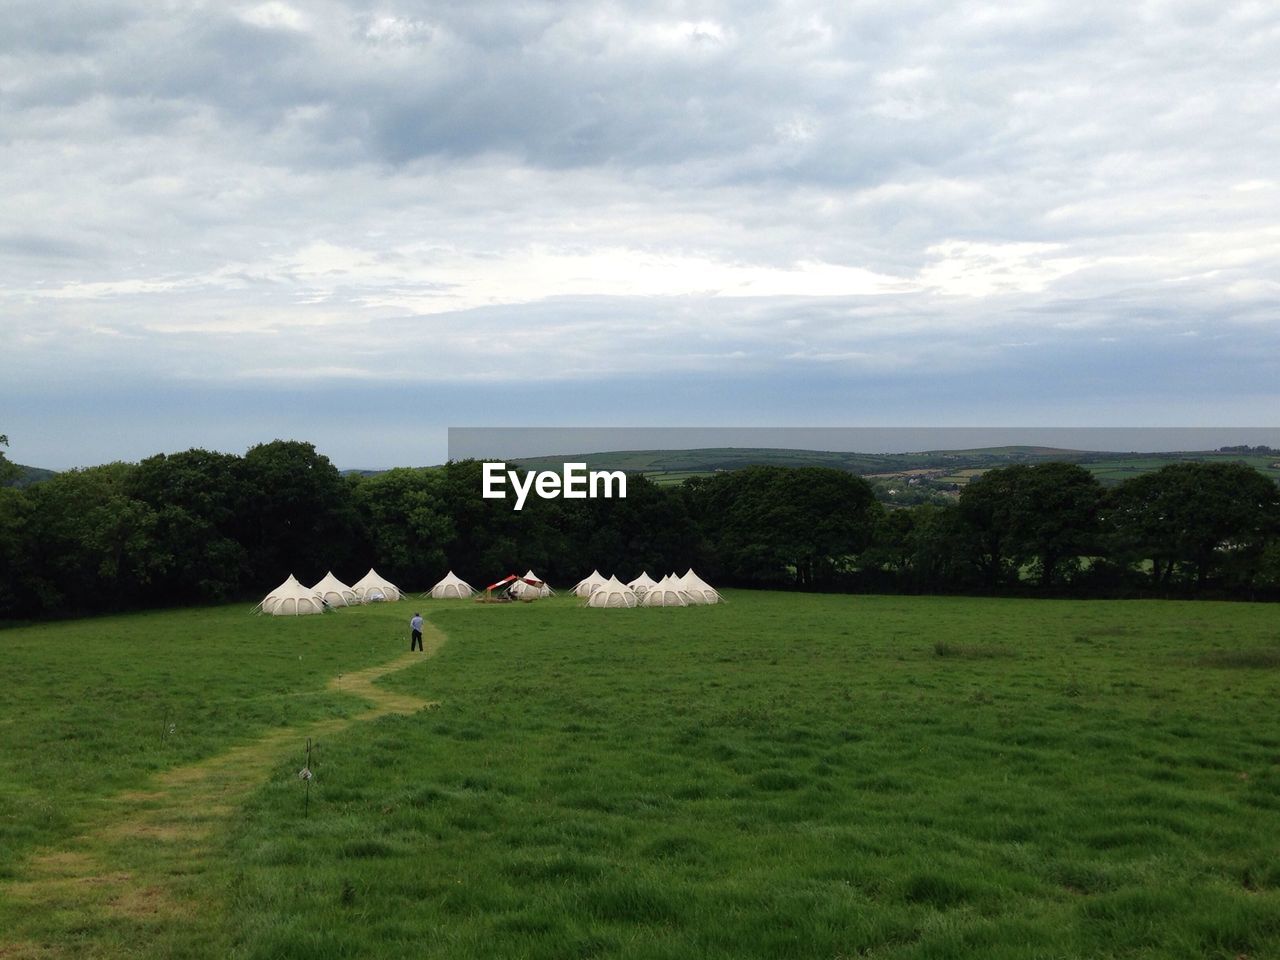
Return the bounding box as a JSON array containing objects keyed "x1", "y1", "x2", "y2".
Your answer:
[
  {"x1": 237, "y1": 2, "x2": 308, "y2": 32},
  {"x1": 917, "y1": 242, "x2": 1093, "y2": 297}
]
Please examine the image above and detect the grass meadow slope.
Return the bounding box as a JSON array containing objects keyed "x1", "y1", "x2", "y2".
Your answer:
[
  {"x1": 227, "y1": 594, "x2": 1279, "y2": 960},
  {"x1": 0, "y1": 603, "x2": 411, "y2": 879},
  {"x1": 2, "y1": 593, "x2": 1279, "y2": 958}
]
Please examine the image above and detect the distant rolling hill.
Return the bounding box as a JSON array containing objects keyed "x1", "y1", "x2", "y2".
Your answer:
[
  {"x1": 3, "y1": 464, "x2": 57, "y2": 489},
  {"x1": 9, "y1": 449, "x2": 1277, "y2": 501},
  {"x1": 508, "y1": 446, "x2": 1280, "y2": 488},
  {"x1": 514, "y1": 445, "x2": 1099, "y2": 476}
]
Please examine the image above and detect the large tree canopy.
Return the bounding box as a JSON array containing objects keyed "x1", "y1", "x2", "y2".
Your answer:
[
  {"x1": 350, "y1": 468, "x2": 452, "y2": 587},
  {"x1": 958, "y1": 463, "x2": 1104, "y2": 588},
  {"x1": 0, "y1": 444, "x2": 1277, "y2": 619},
  {"x1": 687, "y1": 466, "x2": 882, "y2": 586},
  {"x1": 126, "y1": 449, "x2": 250, "y2": 601},
  {"x1": 1106, "y1": 462, "x2": 1280, "y2": 589},
  {"x1": 236, "y1": 440, "x2": 363, "y2": 584}
]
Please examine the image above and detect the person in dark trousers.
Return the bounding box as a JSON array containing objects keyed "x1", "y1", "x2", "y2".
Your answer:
[{"x1": 410, "y1": 612, "x2": 424, "y2": 651}]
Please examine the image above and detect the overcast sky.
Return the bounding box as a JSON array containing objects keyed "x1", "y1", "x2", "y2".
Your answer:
[{"x1": 3, "y1": 1, "x2": 1278, "y2": 468}]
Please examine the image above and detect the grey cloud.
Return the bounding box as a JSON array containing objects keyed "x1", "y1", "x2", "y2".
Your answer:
[
  {"x1": 3, "y1": 0, "x2": 1279, "y2": 467},
  {"x1": 0, "y1": 1, "x2": 134, "y2": 55},
  {"x1": 0, "y1": 232, "x2": 103, "y2": 261}
]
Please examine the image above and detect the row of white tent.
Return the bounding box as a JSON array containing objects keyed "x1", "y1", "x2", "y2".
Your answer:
[
  {"x1": 427, "y1": 568, "x2": 722, "y2": 607},
  {"x1": 260, "y1": 566, "x2": 722, "y2": 616},
  {"x1": 258, "y1": 569, "x2": 404, "y2": 616},
  {"x1": 571, "y1": 569, "x2": 724, "y2": 608},
  {"x1": 428, "y1": 569, "x2": 546, "y2": 600}
]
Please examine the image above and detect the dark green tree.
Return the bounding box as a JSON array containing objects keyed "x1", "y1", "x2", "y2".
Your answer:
[
  {"x1": 870, "y1": 504, "x2": 969, "y2": 592},
  {"x1": 20, "y1": 463, "x2": 163, "y2": 611},
  {"x1": 0, "y1": 485, "x2": 29, "y2": 615},
  {"x1": 351, "y1": 468, "x2": 453, "y2": 586},
  {"x1": 234, "y1": 441, "x2": 364, "y2": 584},
  {"x1": 0, "y1": 434, "x2": 19, "y2": 485},
  {"x1": 957, "y1": 466, "x2": 1027, "y2": 588},
  {"x1": 1011, "y1": 462, "x2": 1103, "y2": 587},
  {"x1": 690, "y1": 466, "x2": 881, "y2": 586},
  {"x1": 958, "y1": 463, "x2": 1103, "y2": 589},
  {"x1": 433, "y1": 459, "x2": 526, "y2": 583},
  {"x1": 1107, "y1": 462, "x2": 1280, "y2": 589},
  {"x1": 126, "y1": 449, "x2": 250, "y2": 601},
  {"x1": 559, "y1": 474, "x2": 701, "y2": 582}
]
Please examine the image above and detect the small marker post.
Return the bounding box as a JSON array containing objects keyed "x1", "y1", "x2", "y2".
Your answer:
[{"x1": 300, "y1": 736, "x2": 314, "y2": 817}]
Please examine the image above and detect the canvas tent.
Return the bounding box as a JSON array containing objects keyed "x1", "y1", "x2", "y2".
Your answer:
[
  {"x1": 352, "y1": 568, "x2": 404, "y2": 602},
  {"x1": 640, "y1": 574, "x2": 689, "y2": 607},
  {"x1": 626, "y1": 572, "x2": 658, "y2": 596},
  {"x1": 571, "y1": 569, "x2": 609, "y2": 597},
  {"x1": 511, "y1": 569, "x2": 554, "y2": 598},
  {"x1": 584, "y1": 575, "x2": 638, "y2": 608},
  {"x1": 259, "y1": 574, "x2": 325, "y2": 616},
  {"x1": 429, "y1": 571, "x2": 474, "y2": 599},
  {"x1": 481, "y1": 573, "x2": 545, "y2": 601},
  {"x1": 679, "y1": 569, "x2": 723, "y2": 604},
  {"x1": 311, "y1": 571, "x2": 356, "y2": 608}
]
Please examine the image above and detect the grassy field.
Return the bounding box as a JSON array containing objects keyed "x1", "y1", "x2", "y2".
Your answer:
[
  {"x1": 1081, "y1": 454, "x2": 1280, "y2": 485},
  {"x1": 0, "y1": 603, "x2": 409, "y2": 879},
  {"x1": 526, "y1": 447, "x2": 1280, "y2": 491},
  {"x1": 3, "y1": 593, "x2": 1279, "y2": 958},
  {"x1": 516, "y1": 446, "x2": 1093, "y2": 478}
]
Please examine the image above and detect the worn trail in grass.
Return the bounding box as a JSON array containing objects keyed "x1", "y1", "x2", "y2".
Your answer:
[{"x1": 0, "y1": 622, "x2": 445, "y2": 959}]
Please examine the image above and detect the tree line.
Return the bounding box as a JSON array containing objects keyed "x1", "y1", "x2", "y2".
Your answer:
[{"x1": 1, "y1": 440, "x2": 1278, "y2": 619}]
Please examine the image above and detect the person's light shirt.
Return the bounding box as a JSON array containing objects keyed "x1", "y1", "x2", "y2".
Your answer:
[{"x1": 410, "y1": 615, "x2": 423, "y2": 631}]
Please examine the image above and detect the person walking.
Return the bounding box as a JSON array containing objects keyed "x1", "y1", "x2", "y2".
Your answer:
[{"x1": 410, "y1": 612, "x2": 424, "y2": 652}]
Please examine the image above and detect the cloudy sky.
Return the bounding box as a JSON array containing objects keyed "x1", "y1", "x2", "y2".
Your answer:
[{"x1": 3, "y1": 0, "x2": 1278, "y2": 468}]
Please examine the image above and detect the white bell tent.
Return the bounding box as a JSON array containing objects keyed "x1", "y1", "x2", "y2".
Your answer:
[
  {"x1": 512, "y1": 569, "x2": 554, "y2": 598},
  {"x1": 259, "y1": 574, "x2": 326, "y2": 616},
  {"x1": 311, "y1": 571, "x2": 356, "y2": 607},
  {"x1": 352, "y1": 568, "x2": 404, "y2": 602},
  {"x1": 640, "y1": 574, "x2": 689, "y2": 607},
  {"x1": 571, "y1": 569, "x2": 609, "y2": 597},
  {"x1": 626, "y1": 571, "x2": 658, "y2": 596},
  {"x1": 429, "y1": 571, "x2": 475, "y2": 599},
  {"x1": 584, "y1": 575, "x2": 638, "y2": 608},
  {"x1": 679, "y1": 568, "x2": 724, "y2": 604}
]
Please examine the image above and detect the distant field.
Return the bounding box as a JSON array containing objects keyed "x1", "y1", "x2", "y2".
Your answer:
[
  {"x1": 516, "y1": 445, "x2": 1094, "y2": 478},
  {"x1": 516, "y1": 446, "x2": 1280, "y2": 491},
  {"x1": 642, "y1": 469, "x2": 709, "y2": 486},
  {"x1": 19, "y1": 449, "x2": 1280, "y2": 493},
  {"x1": 5, "y1": 593, "x2": 1276, "y2": 958},
  {"x1": 903, "y1": 455, "x2": 1280, "y2": 489},
  {"x1": 1082, "y1": 454, "x2": 1280, "y2": 485}
]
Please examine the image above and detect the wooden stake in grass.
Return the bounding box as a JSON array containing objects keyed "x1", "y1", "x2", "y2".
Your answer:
[{"x1": 299, "y1": 736, "x2": 314, "y2": 818}]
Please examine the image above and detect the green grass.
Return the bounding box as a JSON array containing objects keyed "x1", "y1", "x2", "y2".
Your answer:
[
  {"x1": 0, "y1": 601, "x2": 412, "y2": 878},
  {"x1": 583, "y1": 448, "x2": 1280, "y2": 488},
  {"x1": 1080, "y1": 454, "x2": 1280, "y2": 486},
  {"x1": 641, "y1": 470, "x2": 711, "y2": 486},
  {"x1": 2, "y1": 593, "x2": 1278, "y2": 957},
  {"x1": 516, "y1": 445, "x2": 1100, "y2": 479},
  {"x1": 220, "y1": 593, "x2": 1280, "y2": 959}
]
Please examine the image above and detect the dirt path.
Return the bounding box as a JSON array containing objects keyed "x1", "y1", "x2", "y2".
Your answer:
[{"x1": 0, "y1": 621, "x2": 446, "y2": 959}]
